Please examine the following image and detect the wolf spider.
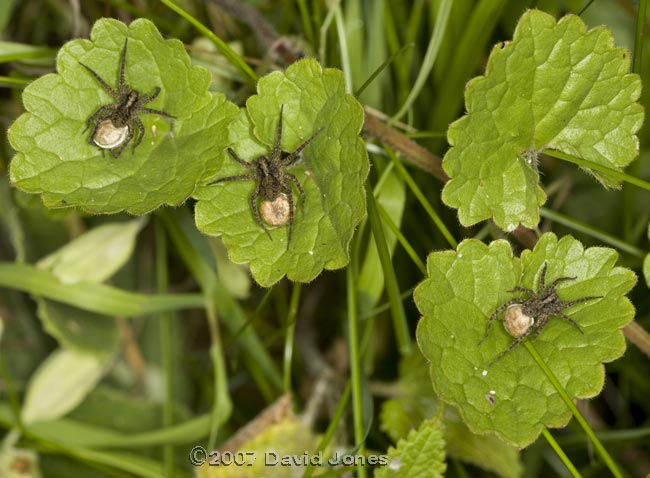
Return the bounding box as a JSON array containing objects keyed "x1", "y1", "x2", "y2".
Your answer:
[
  {"x1": 211, "y1": 105, "x2": 323, "y2": 250},
  {"x1": 479, "y1": 262, "x2": 602, "y2": 366},
  {"x1": 80, "y1": 39, "x2": 174, "y2": 158}
]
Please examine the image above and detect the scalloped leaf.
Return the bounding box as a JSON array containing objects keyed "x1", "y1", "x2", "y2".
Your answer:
[
  {"x1": 193, "y1": 59, "x2": 369, "y2": 286},
  {"x1": 380, "y1": 350, "x2": 522, "y2": 478},
  {"x1": 414, "y1": 233, "x2": 636, "y2": 447},
  {"x1": 441, "y1": 10, "x2": 643, "y2": 231},
  {"x1": 9, "y1": 18, "x2": 239, "y2": 214},
  {"x1": 376, "y1": 412, "x2": 446, "y2": 478}
]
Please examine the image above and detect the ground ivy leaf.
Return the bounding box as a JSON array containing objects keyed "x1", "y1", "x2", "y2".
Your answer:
[
  {"x1": 414, "y1": 233, "x2": 636, "y2": 447},
  {"x1": 8, "y1": 18, "x2": 238, "y2": 214},
  {"x1": 193, "y1": 59, "x2": 369, "y2": 286},
  {"x1": 376, "y1": 413, "x2": 446, "y2": 478},
  {"x1": 442, "y1": 10, "x2": 643, "y2": 230},
  {"x1": 380, "y1": 350, "x2": 522, "y2": 478}
]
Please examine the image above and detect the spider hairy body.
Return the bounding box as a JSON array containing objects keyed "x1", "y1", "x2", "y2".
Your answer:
[
  {"x1": 479, "y1": 262, "x2": 602, "y2": 366},
  {"x1": 80, "y1": 39, "x2": 174, "y2": 158},
  {"x1": 211, "y1": 105, "x2": 323, "y2": 250}
]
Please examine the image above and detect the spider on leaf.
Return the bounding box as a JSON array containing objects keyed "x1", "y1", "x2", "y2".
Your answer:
[
  {"x1": 80, "y1": 39, "x2": 174, "y2": 158},
  {"x1": 479, "y1": 262, "x2": 602, "y2": 366},
  {"x1": 210, "y1": 105, "x2": 323, "y2": 250}
]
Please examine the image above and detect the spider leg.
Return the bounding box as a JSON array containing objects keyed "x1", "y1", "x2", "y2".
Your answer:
[
  {"x1": 226, "y1": 148, "x2": 257, "y2": 170},
  {"x1": 208, "y1": 173, "x2": 257, "y2": 185},
  {"x1": 118, "y1": 39, "x2": 128, "y2": 90},
  {"x1": 132, "y1": 116, "x2": 145, "y2": 151},
  {"x1": 112, "y1": 126, "x2": 134, "y2": 158},
  {"x1": 250, "y1": 185, "x2": 272, "y2": 240},
  {"x1": 206, "y1": 174, "x2": 257, "y2": 186},
  {"x1": 140, "y1": 86, "x2": 160, "y2": 104},
  {"x1": 564, "y1": 295, "x2": 602, "y2": 308},
  {"x1": 538, "y1": 262, "x2": 549, "y2": 291},
  {"x1": 283, "y1": 185, "x2": 295, "y2": 251},
  {"x1": 285, "y1": 172, "x2": 306, "y2": 216},
  {"x1": 508, "y1": 286, "x2": 534, "y2": 296},
  {"x1": 84, "y1": 105, "x2": 118, "y2": 134},
  {"x1": 546, "y1": 275, "x2": 577, "y2": 291},
  {"x1": 280, "y1": 127, "x2": 325, "y2": 167},
  {"x1": 555, "y1": 312, "x2": 584, "y2": 334},
  {"x1": 80, "y1": 63, "x2": 119, "y2": 98},
  {"x1": 271, "y1": 104, "x2": 285, "y2": 160},
  {"x1": 489, "y1": 319, "x2": 539, "y2": 367},
  {"x1": 141, "y1": 107, "x2": 175, "y2": 120},
  {"x1": 488, "y1": 336, "x2": 525, "y2": 366},
  {"x1": 478, "y1": 298, "x2": 522, "y2": 345}
]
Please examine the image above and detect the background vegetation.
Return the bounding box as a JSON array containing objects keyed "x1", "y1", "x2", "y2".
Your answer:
[{"x1": 0, "y1": 1, "x2": 648, "y2": 477}]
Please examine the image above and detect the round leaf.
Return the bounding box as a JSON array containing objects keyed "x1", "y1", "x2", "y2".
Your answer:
[
  {"x1": 193, "y1": 59, "x2": 369, "y2": 286},
  {"x1": 9, "y1": 18, "x2": 238, "y2": 214},
  {"x1": 441, "y1": 10, "x2": 643, "y2": 230},
  {"x1": 414, "y1": 233, "x2": 636, "y2": 446}
]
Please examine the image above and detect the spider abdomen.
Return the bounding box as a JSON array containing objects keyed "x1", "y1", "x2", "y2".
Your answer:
[
  {"x1": 93, "y1": 119, "x2": 129, "y2": 149},
  {"x1": 503, "y1": 305, "x2": 535, "y2": 338},
  {"x1": 261, "y1": 193, "x2": 292, "y2": 226}
]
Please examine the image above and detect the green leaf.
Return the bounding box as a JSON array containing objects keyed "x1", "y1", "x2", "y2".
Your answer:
[
  {"x1": 380, "y1": 350, "x2": 522, "y2": 478},
  {"x1": 36, "y1": 299, "x2": 118, "y2": 356},
  {"x1": 375, "y1": 413, "x2": 446, "y2": 478},
  {"x1": 37, "y1": 218, "x2": 146, "y2": 284},
  {"x1": 8, "y1": 18, "x2": 238, "y2": 215},
  {"x1": 22, "y1": 349, "x2": 106, "y2": 425},
  {"x1": 441, "y1": 10, "x2": 643, "y2": 230},
  {"x1": 193, "y1": 59, "x2": 369, "y2": 286},
  {"x1": 414, "y1": 233, "x2": 636, "y2": 446},
  {"x1": 0, "y1": 447, "x2": 42, "y2": 478},
  {"x1": 0, "y1": 262, "x2": 204, "y2": 317}
]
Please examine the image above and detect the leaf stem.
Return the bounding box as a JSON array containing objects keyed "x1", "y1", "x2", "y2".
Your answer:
[
  {"x1": 376, "y1": 202, "x2": 427, "y2": 275},
  {"x1": 633, "y1": 0, "x2": 648, "y2": 75},
  {"x1": 524, "y1": 341, "x2": 624, "y2": 478},
  {"x1": 366, "y1": 184, "x2": 412, "y2": 354},
  {"x1": 355, "y1": 43, "x2": 414, "y2": 98},
  {"x1": 283, "y1": 283, "x2": 301, "y2": 392},
  {"x1": 159, "y1": 0, "x2": 258, "y2": 84},
  {"x1": 543, "y1": 149, "x2": 650, "y2": 191},
  {"x1": 346, "y1": 263, "x2": 366, "y2": 478},
  {"x1": 539, "y1": 208, "x2": 645, "y2": 258},
  {"x1": 390, "y1": 0, "x2": 452, "y2": 122},
  {"x1": 541, "y1": 428, "x2": 582, "y2": 478},
  {"x1": 386, "y1": 147, "x2": 458, "y2": 248},
  {"x1": 155, "y1": 221, "x2": 175, "y2": 476}
]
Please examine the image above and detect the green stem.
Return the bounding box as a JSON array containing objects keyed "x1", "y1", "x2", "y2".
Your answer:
[
  {"x1": 0, "y1": 76, "x2": 32, "y2": 87},
  {"x1": 633, "y1": 0, "x2": 648, "y2": 75},
  {"x1": 539, "y1": 208, "x2": 645, "y2": 258},
  {"x1": 376, "y1": 202, "x2": 427, "y2": 274},
  {"x1": 302, "y1": 382, "x2": 352, "y2": 478},
  {"x1": 544, "y1": 149, "x2": 650, "y2": 191},
  {"x1": 346, "y1": 264, "x2": 366, "y2": 478},
  {"x1": 283, "y1": 283, "x2": 301, "y2": 392},
  {"x1": 541, "y1": 428, "x2": 582, "y2": 478},
  {"x1": 524, "y1": 341, "x2": 623, "y2": 478},
  {"x1": 386, "y1": 147, "x2": 458, "y2": 248},
  {"x1": 159, "y1": 0, "x2": 258, "y2": 84},
  {"x1": 366, "y1": 184, "x2": 411, "y2": 354},
  {"x1": 155, "y1": 221, "x2": 175, "y2": 476},
  {"x1": 390, "y1": 0, "x2": 452, "y2": 122}
]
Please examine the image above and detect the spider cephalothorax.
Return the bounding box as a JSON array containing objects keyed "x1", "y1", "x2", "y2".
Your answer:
[
  {"x1": 210, "y1": 105, "x2": 323, "y2": 250},
  {"x1": 80, "y1": 39, "x2": 174, "y2": 158},
  {"x1": 479, "y1": 262, "x2": 602, "y2": 366}
]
